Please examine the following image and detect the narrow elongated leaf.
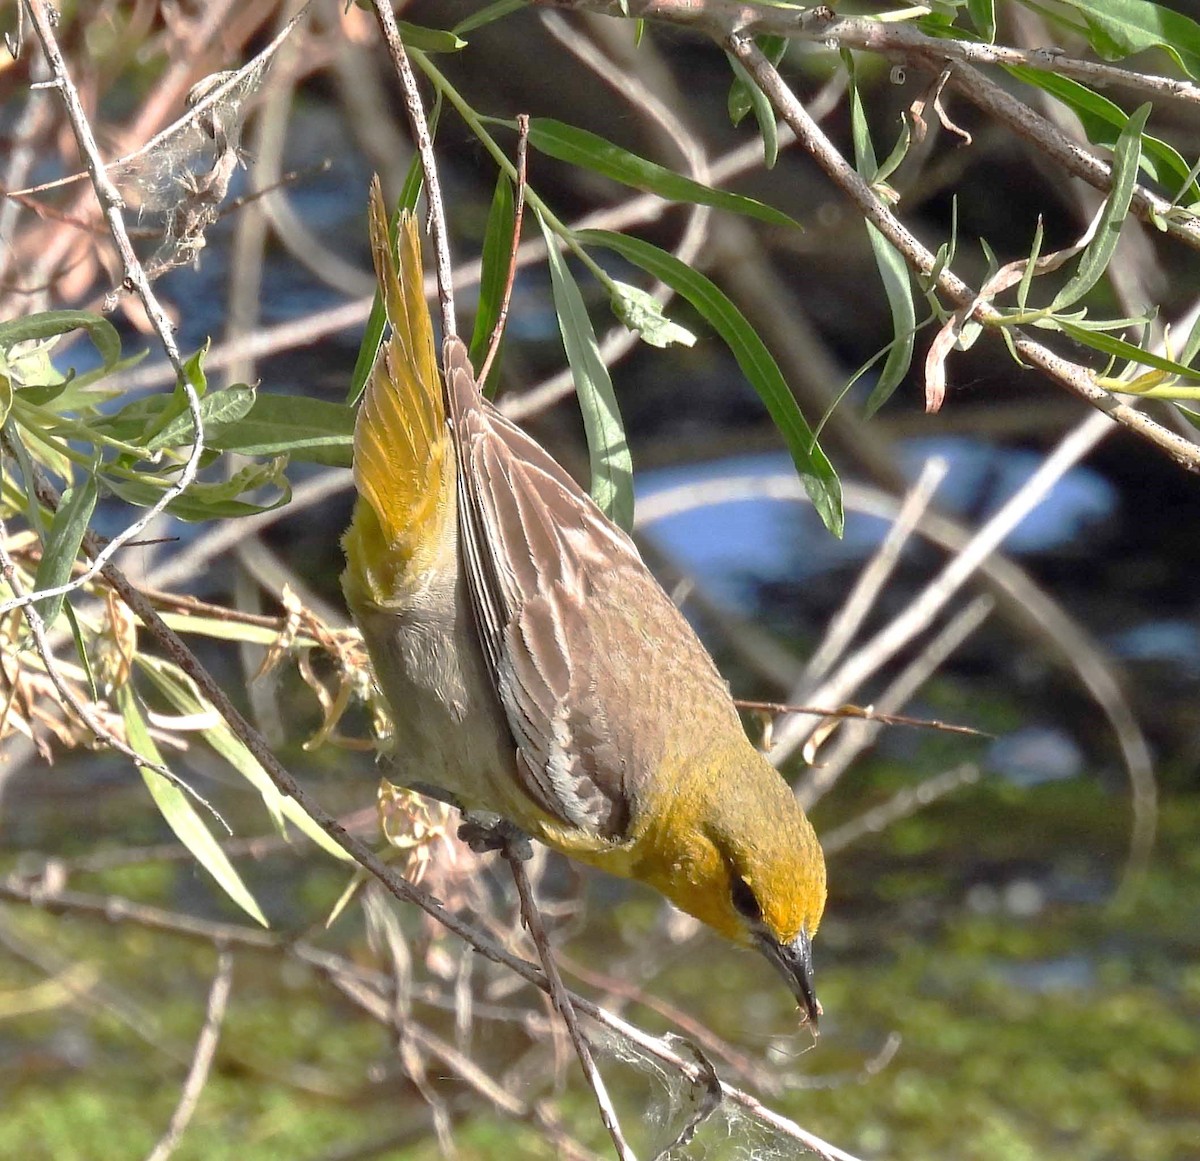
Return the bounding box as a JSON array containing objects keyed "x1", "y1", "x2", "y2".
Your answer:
[
  {"x1": 394, "y1": 20, "x2": 465, "y2": 52},
  {"x1": 139, "y1": 346, "x2": 209, "y2": 450},
  {"x1": 146, "y1": 383, "x2": 256, "y2": 451},
  {"x1": 32, "y1": 473, "x2": 98, "y2": 626},
  {"x1": 1006, "y1": 67, "x2": 1199, "y2": 202},
  {"x1": 967, "y1": 0, "x2": 995, "y2": 41},
  {"x1": 63, "y1": 601, "x2": 98, "y2": 702},
  {"x1": 117, "y1": 684, "x2": 268, "y2": 926},
  {"x1": 1055, "y1": 320, "x2": 1200, "y2": 380},
  {"x1": 727, "y1": 35, "x2": 787, "y2": 126},
  {"x1": 726, "y1": 37, "x2": 786, "y2": 169},
  {"x1": 20, "y1": 350, "x2": 147, "y2": 410},
  {"x1": 453, "y1": 0, "x2": 526, "y2": 34},
  {"x1": 105, "y1": 460, "x2": 291, "y2": 520},
  {"x1": 469, "y1": 172, "x2": 515, "y2": 389},
  {"x1": 578, "y1": 228, "x2": 843, "y2": 537},
  {"x1": 848, "y1": 65, "x2": 915, "y2": 415},
  {"x1": 519, "y1": 118, "x2": 801, "y2": 230},
  {"x1": 1181, "y1": 304, "x2": 1200, "y2": 367},
  {"x1": 1051, "y1": 104, "x2": 1148, "y2": 311},
  {"x1": 0, "y1": 310, "x2": 121, "y2": 369},
  {"x1": 1057, "y1": 0, "x2": 1200, "y2": 80},
  {"x1": 139, "y1": 659, "x2": 352, "y2": 863},
  {"x1": 204, "y1": 394, "x2": 354, "y2": 465},
  {"x1": 159, "y1": 613, "x2": 321, "y2": 647},
  {"x1": 536, "y1": 211, "x2": 634, "y2": 531}
]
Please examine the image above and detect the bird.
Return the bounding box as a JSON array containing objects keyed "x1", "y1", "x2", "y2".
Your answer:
[{"x1": 342, "y1": 180, "x2": 827, "y2": 1025}]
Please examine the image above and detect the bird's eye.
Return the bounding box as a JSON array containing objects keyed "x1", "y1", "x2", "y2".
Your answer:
[{"x1": 730, "y1": 876, "x2": 762, "y2": 923}]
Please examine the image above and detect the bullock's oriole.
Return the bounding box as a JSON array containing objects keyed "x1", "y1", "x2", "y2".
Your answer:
[{"x1": 343, "y1": 182, "x2": 827, "y2": 1023}]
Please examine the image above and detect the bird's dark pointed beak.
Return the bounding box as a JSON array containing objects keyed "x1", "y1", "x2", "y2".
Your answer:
[{"x1": 758, "y1": 928, "x2": 822, "y2": 1030}]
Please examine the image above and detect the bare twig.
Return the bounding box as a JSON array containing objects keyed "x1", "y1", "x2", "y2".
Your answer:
[
  {"x1": 369, "y1": 0, "x2": 456, "y2": 338},
  {"x1": 774, "y1": 413, "x2": 1118, "y2": 757},
  {"x1": 734, "y1": 700, "x2": 989, "y2": 740},
  {"x1": 803, "y1": 457, "x2": 949, "y2": 688},
  {"x1": 478, "y1": 112, "x2": 530, "y2": 385},
  {"x1": 505, "y1": 849, "x2": 636, "y2": 1161},
  {"x1": 144, "y1": 950, "x2": 235, "y2": 1161},
  {"x1": 0, "y1": 872, "x2": 864, "y2": 1161},
  {"x1": 822, "y1": 764, "x2": 982, "y2": 855},
  {"x1": 796, "y1": 597, "x2": 995, "y2": 807},
  {"x1": 534, "y1": 2, "x2": 1200, "y2": 107}
]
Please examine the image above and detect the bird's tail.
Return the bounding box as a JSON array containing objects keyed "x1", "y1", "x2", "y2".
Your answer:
[{"x1": 343, "y1": 179, "x2": 455, "y2": 601}]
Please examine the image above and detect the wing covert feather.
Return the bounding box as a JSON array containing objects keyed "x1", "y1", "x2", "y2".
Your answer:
[{"x1": 442, "y1": 336, "x2": 732, "y2": 839}]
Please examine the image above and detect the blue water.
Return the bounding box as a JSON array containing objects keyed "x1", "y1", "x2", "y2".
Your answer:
[{"x1": 636, "y1": 439, "x2": 1118, "y2": 605}]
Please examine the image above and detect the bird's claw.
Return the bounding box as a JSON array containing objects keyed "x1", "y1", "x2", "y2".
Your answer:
[{"x1": 457, "y1": 812, "x2": 533, "y2": 861}]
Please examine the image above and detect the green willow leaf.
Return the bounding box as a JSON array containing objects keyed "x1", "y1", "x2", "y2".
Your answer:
[
  {"x1": 1056, "y1": 0, "x2": 1200, "y2": 79},
  {"x1": 1051, "y1": 103, "x2": 1148, "y2": 311},
  {"x1": 537, "y1": 211, "x2": 634, "y2": 531},
  {"x1": 967, "y1": 0, "x2": 996, "y2": 41},
  {"x1": 469, "y1": 171, "x2": 515, "y2": 393},
  {"x1": 1007, "y1": 67, "x2": 1198, "y2": 202},
  {"x1": 118, "y1": 684, "x2": 268, "y2": 927},
  {"x1": 204, "y1": 394, "x2": 354, "y2": 466},
  {"x1": 105, "y1": 460, "x2": 291, "y2": 520},
  {"x1": 0, "y1": 310, "x2": 121, "y2": 370},
  {"x1": 146, "y1": 383, "x2": 256, "y2": 451},
  {"x1": 1055, "y1": 320, "x2": 1200, "y2": 380},
  {"x1": 31, "y1": 473, "x2": 98, "y2": 626},
  {"x1": 610, "y1": 281, "x2": 696, "y2": 349},
  {"x1": 139, "y1": 659, "x2": 352, "y2": 863},
  {"x1": 453, "y1": 0, "x2": 526, "y2": 35},
  {"x1": 579, "y1": 228, "x2": 843, "y2": 537},
  {"x1": 727, "y1": 36, "x2": 786, "y2": 169},
  {"x1": 517, "y1": 117, "x2": 801, "y2": 230},
  {"x1": 394, "y1": 20, "x2": 465, "y2": 53},
  {"x1": 848, "y1": 60, "x2": 916, "y2": 416}
]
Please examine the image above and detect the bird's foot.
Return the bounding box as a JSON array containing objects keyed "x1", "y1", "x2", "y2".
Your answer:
[{"x1": 457, "y1": 812, "x2": 533, "y2": 861}]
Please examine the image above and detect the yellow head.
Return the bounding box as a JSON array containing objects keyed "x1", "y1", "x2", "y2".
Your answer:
[{"x1": 635, "y1": 739, "x2": 827, "y2": 1026}]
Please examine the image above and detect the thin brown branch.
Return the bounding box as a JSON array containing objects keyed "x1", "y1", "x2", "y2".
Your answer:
[
  {"x1": 796, "y1": 597, "x2": 995, "y2": 808},
  {"x1": 0, "y1": 871, "x2": 863, "y2": 1161}
]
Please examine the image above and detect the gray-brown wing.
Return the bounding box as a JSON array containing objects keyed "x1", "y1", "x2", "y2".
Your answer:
[{"x1": 442, "y1": 337, "x2": 662, "y2": 837}]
